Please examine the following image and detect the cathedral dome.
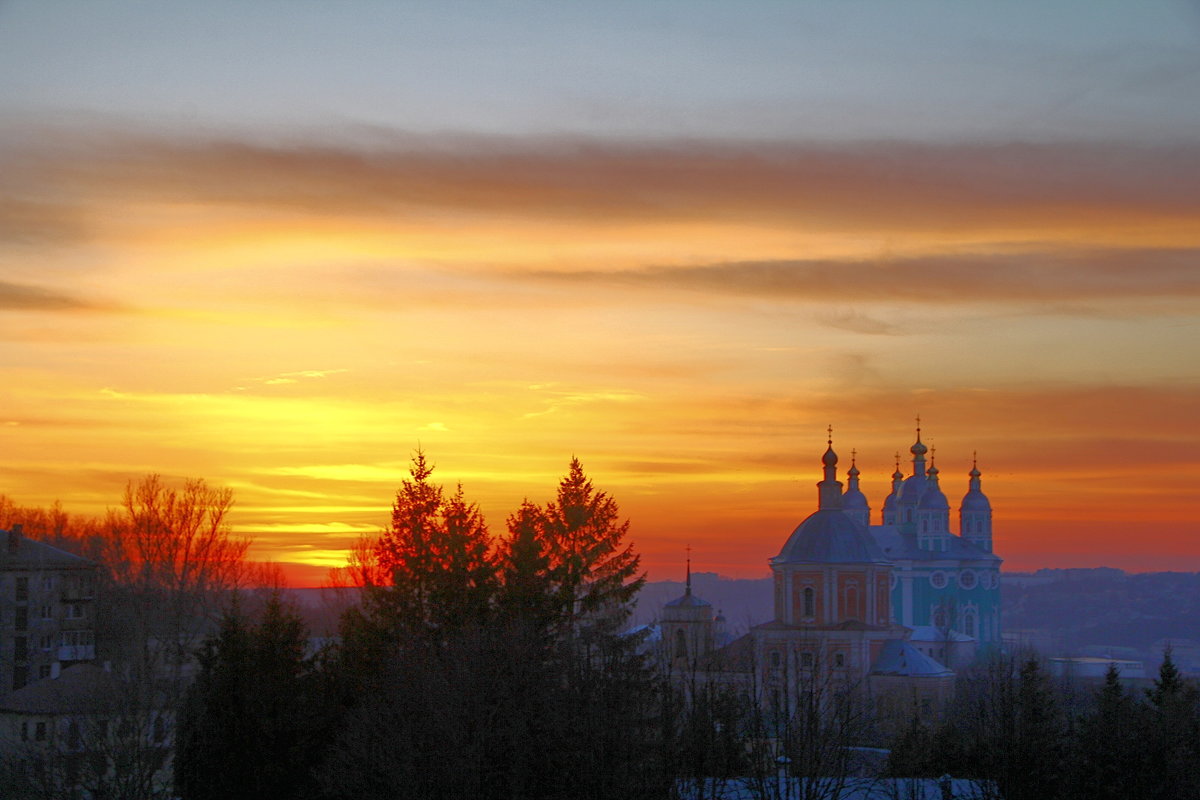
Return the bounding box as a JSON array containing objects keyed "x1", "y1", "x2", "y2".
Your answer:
[
  {"x1": 899, "y1": 474, "x2": 927, "y2": 503},
  {"x1": 822, "y1": 444, "x2": 838, "y2": 467},
  {"x1": 918, "y1": 485, "x2": 950, "y2": 510},
  {"x1": 842, "y1": 486, "x2": 869, "y2": 511},
  {"x1": 961, "y1": 489, "x2": 991, "y2": 512},
  {"x1": 774, "y1": 509, "x2": 889, "y2": 565}
]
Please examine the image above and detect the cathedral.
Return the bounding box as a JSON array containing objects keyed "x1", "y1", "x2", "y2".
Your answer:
[{"x1": 658, "y1": 425, "x2": 1002, "y2": 720}]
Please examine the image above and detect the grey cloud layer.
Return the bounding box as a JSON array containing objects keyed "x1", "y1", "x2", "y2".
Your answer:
[
  {"x1": 4, "y1": 129, "x2": 1199, "y2": 230},
  {"x1": 514, "y1": 248, "x2": 1200, "y2": 304}
]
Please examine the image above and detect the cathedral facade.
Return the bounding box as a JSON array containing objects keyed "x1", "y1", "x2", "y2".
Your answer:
[
  {"x1": 657, "y1": 426, "x2": 1002, "y2": 722},
  {"x1": 852, "y1": 426, "x2": 1002, "y2": 650}
]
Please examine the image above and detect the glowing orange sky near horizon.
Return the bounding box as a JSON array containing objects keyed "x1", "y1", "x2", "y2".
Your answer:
[{"x1": 1, "y1": 129, "x2": 1197, "y2": 586}]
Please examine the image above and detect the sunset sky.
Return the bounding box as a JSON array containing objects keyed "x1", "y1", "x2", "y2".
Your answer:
[{"x1": 1, "y1": 1, "x2": 1198, "y2": 586}]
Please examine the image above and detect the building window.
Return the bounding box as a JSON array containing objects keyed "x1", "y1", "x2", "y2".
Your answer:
[
  {"x1": 42, "y1": 575, "x2": 53, "y2": 591},
  {"x1": 14, "y1": 637, "x2": 27, "y2": 661},
  {"x1": 39, "y1": 635, "x2": 51, "y2": 651},
  {"x1": 964, "y1": 612, "x2": 976, "y2": 638},
  {"x1": 35, "y1": 721, "x2": 46, "y2": 742},
  {"x1": 834, "y1": 652, "x2": 845, "y2": 668},
  {"x1": 13, "y1": 666, "x2": 27, "y2": 691},
  {"x1": 959, "y1": 570, "x2": 977, "y2": 590},
  {"x1": 65, "y1": 604, "x2": 84, "y2": 620},
  {"x1": 15, "y1": 607, "x2": 27, "y2": 631},
  {"x1": 803, "y1": 587, "x2": 815, "y2": 617},
  {"x1": 845, "y1": 587, "x2": 858, "y2": 620},
  {"x1": 933, "y1": 608, "x2": 948, "y2": 629},
  {"x1": 930, "y1": 571, "x2": 948, "y2": 589},
  {"x1": 674, "y1": 629, "x2": 687, "y2": 659},
  {"x1": 38, "y1": 665, "x2": 50, "y2": 680},
  {"x1": 40, "y1": 606, "x2": 52, "y2": 620},
  {"x1": 800, "y1": 651, "x2": 813, "y2": 668},
  {"x1": 20, "y1": 721, "x2": 28, "y2": 741},
  {"x1": 15, "y1": 577, "x2": 28, "y2": 602}
]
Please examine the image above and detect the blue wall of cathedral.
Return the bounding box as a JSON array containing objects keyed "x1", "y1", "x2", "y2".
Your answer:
[{"x1": 842, "y1": 428, "x2": 1003, "y2": 650}]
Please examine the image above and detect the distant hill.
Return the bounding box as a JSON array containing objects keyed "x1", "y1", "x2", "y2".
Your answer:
[
  {"x1": 289, "y1": 568, "x2": 1200, "y2": 672},
  {"x1": 635, "y1": 568, "x2": 1200, "y2": 669}
]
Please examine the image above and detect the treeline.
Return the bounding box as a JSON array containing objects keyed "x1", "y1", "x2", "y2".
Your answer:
[
  {"x1": 175, "y1": 453, "x2": 665, "y2": 800},
  {"x1": 888, "y1": 651, "x2": 1200, "y2": 800},
  {"x1": 7, "y1": 467, "x2": 1200, "y2": 799}
]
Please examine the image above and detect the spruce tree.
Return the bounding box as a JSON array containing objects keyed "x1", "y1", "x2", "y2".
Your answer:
[
  {"x1": 1069, "y1": 663, "x2": 1150, "y2": 800},
  {"x1": 175, "y1": 595, "x2": 317, "y2": 800}
]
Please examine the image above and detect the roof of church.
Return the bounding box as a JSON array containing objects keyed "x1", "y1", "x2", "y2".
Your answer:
[
  {"x1": 907, "y1": 626, "x2": 975, "y2": 643},
  {"x1": 664, "y1": 591, "x2": 711, "y2": 609},
  {"x1": 753, "y1": 618, "x2": 893, "y2": 633},
  {"x1": 871, "y1": 639, "x2": 954, "y2": 677},
  {"x1": 870, "y1": 525, "x2": 1001, "y2": 564},
  {"x1": 774, "y1": 509, "x2": 890, "y2": 565}
]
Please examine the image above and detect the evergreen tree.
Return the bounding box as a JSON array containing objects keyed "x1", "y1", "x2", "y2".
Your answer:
[
  {"x1": 537, "y1": 457, "x2": 645, "y2": 639},
  {"x1": 1143, "y1": 647, "x2": 1200, "y2": 800},
  {"x1": 1068, "y1": 663, "x2": 1150, "y2": 800},
  {"x1": 371, "y1": 451, "x2": 496, "y2": 637},
  {"x1": 1009, "y1": 658, "x2": 1067, "y2": 800},
  {"x1": 340, "y1": 451, "x2": 497, "y2": 680},
  {"x1": 175, "y1": 595, "x2": 319, "y2": 800}
]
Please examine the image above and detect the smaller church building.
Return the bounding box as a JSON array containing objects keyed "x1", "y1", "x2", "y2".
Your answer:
[{"x1": 657, "y1": 427, "x2": 1001, "y2": 725}]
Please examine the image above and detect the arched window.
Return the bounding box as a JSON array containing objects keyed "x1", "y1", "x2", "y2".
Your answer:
[
  {"x1": 674, "y1": 629, "x2": 687, "y2": 659},
  {"x1": 769, "y1": 650, "x2": 781, "y2": 669},
  {"x1": 803, "y1": 587, "x2": 815, "y2": 618},
  {"x1": 933, "y1": 608, "x2": 948, "y2": 629},
  {"x1": 964, "y1": 612, "x2": 976, "y2": 638},
  {"x1": 845, "y1": 586, "x2": 858, "y2": 620}
]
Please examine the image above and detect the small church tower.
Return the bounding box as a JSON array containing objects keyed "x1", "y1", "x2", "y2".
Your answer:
[
  {"x1": 959, "y1": 455, "x2": 993, "y2": 553},
  {"x1": 916, "y1": 454, "x2": 952, "y2": 552},
  {"x1": 660, "y1": 552, "x2": 715, "y2": 669},
  {"x1": 842, "y1": 450, "x2": 871, "y2": 530}
]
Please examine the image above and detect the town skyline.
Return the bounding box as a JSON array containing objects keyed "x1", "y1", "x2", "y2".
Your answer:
[{"x1": 1, "y1": 1, "x2": 1198, "y2": 585}]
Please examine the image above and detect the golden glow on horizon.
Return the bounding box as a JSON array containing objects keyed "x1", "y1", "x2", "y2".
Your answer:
[{"x1": 2, "y1": 131, "x2": 1198, "y2": 583}]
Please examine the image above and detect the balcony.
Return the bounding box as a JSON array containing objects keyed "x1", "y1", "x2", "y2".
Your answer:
[{"x1": 58, "y1": 645, "x2": 96, "y2": 662}]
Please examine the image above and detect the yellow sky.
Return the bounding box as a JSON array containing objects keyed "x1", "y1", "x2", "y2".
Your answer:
[{"x1": 2, "y1": 128, "x2": 1198, "y2": 584}]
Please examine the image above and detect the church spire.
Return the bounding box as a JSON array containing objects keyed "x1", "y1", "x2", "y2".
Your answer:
[
  {"x1": 685, "y1": 545, "x2": 692, "y2": 597},
  {"x1": 817, "y1": 426, "x2": 844, "y2": 510},
  {"x1": 910, "y1": 416, "x2": 928, "y2": 474}
]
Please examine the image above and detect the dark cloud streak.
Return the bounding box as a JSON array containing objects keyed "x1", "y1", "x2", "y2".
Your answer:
[
  {"x1": 515, "y1": 247, "x2": 1200, "y2": 304},
  {"x1": 0, "y1": 280, "x2": 112, "y2": 312},
  {"x1": 5, "y1": 129, "x2": 1200, "y2": 231}
]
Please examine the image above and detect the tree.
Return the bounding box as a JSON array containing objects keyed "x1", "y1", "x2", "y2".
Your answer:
[
  {"x1": 90, "y1": 475, "x2": 249, "y2": 800},
  {"x1": 1142, "y1": 646, "x2": 1200, "y2": 800},
  {"x1": 346, "y1": 451, "x2": 496, "y2": 651},
  {"x1": 535, "y1": 457, "x2": 645, "y2": 639},
  {"x1": 175, "y1": 594, "x2": 324, "y2": 800},
  {"x1": 101, "y1": 474, "x2": 249, "y2": 685},
  {"x1": 1068, "y1": 663, "x2": 1151, "y2": 800},
  {"x1": 507, "y1": 459, "x2": 659, "y2": 800},
  {"x1": 324, "y1": 456, "x2": 662, "y2": 800}
]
